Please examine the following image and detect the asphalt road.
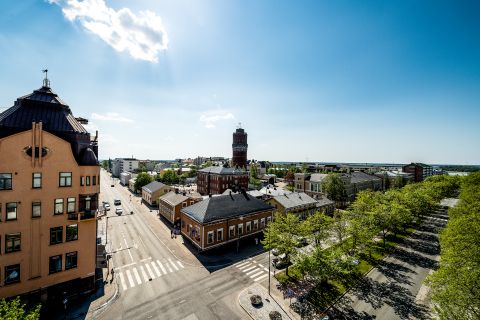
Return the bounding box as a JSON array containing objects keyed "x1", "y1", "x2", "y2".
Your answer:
[
  {"x1": 95, "y1": 170, "x2": 274, "y2": 320},
  {"x1": 330, "y1": 208, "x2": 448, "y2": 320}
]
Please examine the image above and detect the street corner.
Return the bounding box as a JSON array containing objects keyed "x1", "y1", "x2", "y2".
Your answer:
[{"x1": 238, "y1": 283, "x2": 293, "y2": 320}]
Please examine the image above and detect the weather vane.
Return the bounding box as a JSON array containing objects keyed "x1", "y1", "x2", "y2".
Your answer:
[{"x1": 42, "y1": 69, "x2": 50, "y2": 88}]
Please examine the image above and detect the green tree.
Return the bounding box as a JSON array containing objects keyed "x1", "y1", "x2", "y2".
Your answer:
[
  {"x1": 305, "y1": 211, "x2": 333, "y2": 247},
  {"x1": 331, "y1": 210, "x2": 348, "y2": 246},
  {"x1": 322, "y1": 174, "x2": 347, "y2": 204},
  {"x1": 134, "y1": 172, "x2": 154, "y2": 193},
  {"x1": 0, "y1": 297, "x2": 41, "y2": 320},
  {"x1": 263, "y1": 213, "x2": 302, "y2": 276},
  {"x1": 101, "y1": 160, "x2": 109, "y2": 170}
]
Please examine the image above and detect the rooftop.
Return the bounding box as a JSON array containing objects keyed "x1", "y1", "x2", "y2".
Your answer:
[
  {"x1": 142, "y1": 181, "x2": 167, "y2": 193},
  {"x1": 160, "y1": 191, "x2": 189, "y2": 206},
  {"x1": 273, "y1": 192, "x2": 317, "y2": 210},
  {"x1": 199, "y1": 166, "x2": 247, "y2": 175}
]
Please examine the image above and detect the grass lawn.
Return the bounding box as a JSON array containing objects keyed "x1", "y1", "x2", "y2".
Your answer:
[{"x1": 274, "y1": 227, "x2": 416, "y2": 311}]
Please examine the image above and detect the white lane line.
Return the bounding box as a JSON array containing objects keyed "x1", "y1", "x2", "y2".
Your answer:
[
  {"x1": 115, "y1": 262, "x2": 136, "y2": 270},
  {"x1": 139, "y1": 265, "x2": 149, "y2": 282},
  {"x1": 124, "y1": 238, "x2": 134, "y2": 263},
  {"x1": 263, "y1": 267, "x2": 274, "y2": 275},
  {"x1": 258, "y1": 263, "x2": 265, "y2": 268},
  {"x1": 246, "y1": 268, "x2": 262, "y2": 276},
  {"x1": 145, "y1": 263, "x2": 156, "y2": 279},
  {"x1": 133, "y1": 267, "x2": 142, "y2": 285},
  {"x1": 140, "y1": 257, "x2": 152, "y2": 263},
  {"x1": 157, "y1": 260, "x2": 167, "y2": 275},
  {"x1": 177, "y1": 260, "x2": 185, "y2": 269},
  {"x1": 119, "y1": 272, "x2": 127, "y2": 291},
  {"x1": 238, "y1": 263, "x2": 252, "y2": 270},
  {"x1": 253, "y1": 274, "x2": 268, "y2": 282},
  {"x1": 126, "y1": 270, "x2": 136, "y2": 288},
  {"x1": 169, "y1": 258, "x2": 179, "y2": 271},
  {"x1": 236, "y1": 261, "x2": 250, "y2": 268},
  {"x1": 150, "y1": 261, "x2": 161, "y2": 277},
  {"x1": 243, "y1": 266, "x2": 257, "y2": 273},
  {"x1": 250, "y1": 271, "x2": 264, "y2": 278},
  {"x1": 165, "y1": 261, "x2": 173, "y2": 273}
]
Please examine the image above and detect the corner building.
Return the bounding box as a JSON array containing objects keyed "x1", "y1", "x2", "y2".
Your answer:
[{"x1": 0, "y1": 79, "x2": 99, "y2": 300}]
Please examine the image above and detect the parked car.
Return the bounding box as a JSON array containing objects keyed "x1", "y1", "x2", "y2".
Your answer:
[
  {"x1": 114, "y1": 199, "x2": 121, "y2": 205},
  {"x1": 272, "y1": 254, "x2": 289, "y2": 269},
  {"x1": 115, "y1": 207, "x2": 123, "y2": 215},
  {"x1": 103, "y1": 204, "x2": 110, "y2": 211},
  {"x1": 271, "y1": 248, "x2": 280, "y2": 256}
]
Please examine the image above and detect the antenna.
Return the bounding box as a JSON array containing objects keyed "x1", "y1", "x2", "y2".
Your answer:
[
  {"x1": 42, "y1": 69, "x2": 50, "y2": 88},
  {"x1": 237, "y1": 122, "x2": 242, "y2": 129}
]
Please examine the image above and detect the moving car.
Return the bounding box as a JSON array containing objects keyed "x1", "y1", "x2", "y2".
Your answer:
[
  {"x1": 103, "y1": 203, "x2": 110, "y2": 211},
  {"x1": 115, "y1": 207, "x2": 123, "y2": 215},
  {"x1": 114, "y1": 199, "x2": 121, "y2": 205}
]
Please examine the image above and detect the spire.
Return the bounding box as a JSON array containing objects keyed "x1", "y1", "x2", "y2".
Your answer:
[{"x1": 42, "y1": 69, "x2": 50, "y2": 88}]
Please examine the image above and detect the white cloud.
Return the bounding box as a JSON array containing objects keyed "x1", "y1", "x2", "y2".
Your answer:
[
  {"x1": 91, "y1": 112, "x2": 133, "y2": 122},
  {"x1": 48, "y1": 0, "x2": 168, "y2": 63},
  {"x1": 199, "y1": 109, "x2": 235, "y2": 129}
]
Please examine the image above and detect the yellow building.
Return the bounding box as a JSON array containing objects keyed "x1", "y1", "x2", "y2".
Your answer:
[{"x1": 0, "y1": 77, "x2": 99, "y2": 301}]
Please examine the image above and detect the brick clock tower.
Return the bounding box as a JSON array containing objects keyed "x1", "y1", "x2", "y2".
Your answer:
[{"x1": 232, "y1": 124, "x2": 248, "y2": 168}]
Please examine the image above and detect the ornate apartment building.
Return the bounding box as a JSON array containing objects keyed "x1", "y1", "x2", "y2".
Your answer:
[{"x1": 0, "y1": 77, "x2": 99, "y2": 301}]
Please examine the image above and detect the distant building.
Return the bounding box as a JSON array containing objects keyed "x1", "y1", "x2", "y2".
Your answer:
[
  {"x1": 111, "y1": 158, "x2": 139, "y2": 177},
  {"x1": 158, "y1": 191, "x2": 202, "y2": 227},
  {"x1": 129, "y1": 178, "x2": 136, "y2": 193},
  {"x1": 180, "y1": 193, "x2": 274, "y2": 251},
  {"x1": 402, "y1": 163, "x2": 433, "y2": 182},
  {"x1": 342, "y1": 172, "x2": 383, "y2": 201},
  {"x1": 0, "y1": 77, "x2": 99, "y2": 300},
  {"x1": 232, "y1": 126, "x2": 248, "y2": 168},
  {"x1": 197, "y1": 166, "x2": 248, "y2": 196},
  {"x1": 141, "y1": 181, "x2": 172, "y2": 206},
  {"x1": 120, "y1": 172, "x2": 132, "y2": 185},
  {"x1": 267, "y1": 192, "x2": 329, "y2": 219},
  {"x1": 259, "y1": 184, "x2": 292, "y2": 199},
  {"x1": 294, "y1": 173, "x2": 329, "y2": 199}
]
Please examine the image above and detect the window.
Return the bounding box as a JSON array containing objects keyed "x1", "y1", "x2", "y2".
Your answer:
[
  {"x1": 49, "y1": 255, "x2": 62, "y2": 274},
  {"x1": 5, "y1": 233, "x2": 21, "y2": 253},
  {"x1": 253, "y1": 219, "x2": 258, "y2": 230},
  {"x1": 260, "y1": 218, "x2": 265, "y2": 228},
  {"x1": 6, "y1": 203, "x2": 17, "y2": 220},
  {"x1": 238, "y1": 223, "x2": 243, "y2": 235},
  {"x1": 207, "y1": 231, "x2": 214, "y2": 244},
  {"x1": 80, "y1": 176, "x2": 85, "y2": 186},
  {"x1": 246, "y1": 221, "x2": 251, "y2": 232},
  {"x1": 50, "y1": 226, "x2": 63, "y2": 245},
  {"x1": 65, "y1": 252, "x2": 78, "y2": 270},
  {"x1": 32, "y1": 173, "x2": 42, "y2": 188},
  {"x1": 86, "y1": 176, "x2": 90, "y2": 186},
  {"x1": 32, "y1": 202, "x2": 41, "y2": 218},
  {"x1": 66, "y1": 224, "x2": 78, "y2": 241},
  {"x1": 4, "y1": 264, "x2": 20, "y2": 284},
  {"x1": 267, "y1": 216, "x2": 272, "y2": 224},
  {"x1": 229, "y1": 225, "x2": 235, "y2": 238},
  {"x1": 0, "y1": 173, "x2": 12, "y2": 190},
  {"x1": 67, "y1": 197, "x2": 76, "y2": 213},
  {"x1": 217, "y1": 228, "x2": 223, "y2": 241},
  {"x1": 182, "y1": 202, "x2": 187, "y2": 208},
  {"x1": 92, "y1": 176, "x2": 97, "y2": 186},
  {"x1": 54, "y1": 199, "x2": 64, "y2": 215},
  {"x1": 59, "y1": 172, "x2": 72, "y2": 187}
]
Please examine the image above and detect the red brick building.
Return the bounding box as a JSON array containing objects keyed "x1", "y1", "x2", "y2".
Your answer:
[
  {"x1": 402, "y1": 163, "x2": 433, "y2": 182},
  {"x1": 197, "y1": 166, "x2": 248, "y2": 196},
  {"x1": 180, "y1": 192, "x2": 274, "y2": 251},
  {"x1": 232, "y1": 126, "x2": 248, "y2": 168}
]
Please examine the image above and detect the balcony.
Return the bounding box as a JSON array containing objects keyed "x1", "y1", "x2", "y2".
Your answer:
[
  {"x1": 80, "y1": 209, "x2": 96, "y2": 221},
  {"x1": 68, "y1": 213, "x2": 79, "y2": 221}
]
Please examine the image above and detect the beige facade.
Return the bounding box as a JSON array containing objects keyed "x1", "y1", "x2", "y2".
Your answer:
[
  {"x1": 0, "y1": 126, "x2": 99, "y2": 299},
  {"x1": 158, "y1": 192, "x2": 201, "y2": 226}
]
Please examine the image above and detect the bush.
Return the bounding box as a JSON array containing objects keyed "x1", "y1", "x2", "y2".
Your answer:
[
  {"x1": 250, "y1": 294, "x2": 263, "y2": 306},
  {"x1": 269, "y1": 310, "x2": 282, "y2": 320}
]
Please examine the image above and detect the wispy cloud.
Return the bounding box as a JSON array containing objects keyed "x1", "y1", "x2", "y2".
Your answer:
[
  {"x1": 48, "y1": 0, "x2": 169, "y2": 63},
  {"x1": 91, "y1": 112, "x2": 133, "y2": 122},
  {"x1": 199, "y1": 109, "x2": 235, "y2": 128}
]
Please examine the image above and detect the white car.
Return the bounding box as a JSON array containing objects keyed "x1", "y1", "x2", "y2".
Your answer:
[
  {"x1": 115, "y1": 207, "x2": 123, "y2": 215},
  {"x1": 104, "y1": 204, "x2": 110, "y2": 211}
]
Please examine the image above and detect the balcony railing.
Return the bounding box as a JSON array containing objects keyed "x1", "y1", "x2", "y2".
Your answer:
[
  {"x1": 68, "y1": 213, "x2": 79, "y2": 221},
  {"x1": 80, "y1": 209, "x2": 96, "y2": 220}
]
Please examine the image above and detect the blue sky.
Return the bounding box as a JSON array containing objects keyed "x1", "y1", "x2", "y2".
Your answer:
[{"x1": 0, "y1": 0, "x2": 479, "y2": 164}]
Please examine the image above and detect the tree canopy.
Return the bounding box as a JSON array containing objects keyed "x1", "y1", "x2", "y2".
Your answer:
[
  {"x1": 134, "y1": 172, "x2": 154, "y2": 192},
  {"x1": 322, "y1": 173, "x2": 347, "y2": 203},
  {"x1": 0, "y1": 297, "x2": 41, "y2": 320}
]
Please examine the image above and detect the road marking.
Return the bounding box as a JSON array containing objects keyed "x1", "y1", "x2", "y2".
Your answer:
[
  {"x1": 253, "y1": 274, "x2": 268, "y2": 282},
  {"x1": 133, "y1": 267, "x2": 142, "y2": 285},
  {"x1": 165, "y1": 261, "x2": 173, "y2": 273},
  {"x1": 139, "y1": 265, "x2": 149, "y2": 282},
  {"x1": 238, "y1": 263, "x2": 252, "y2": 270},
  {"x1": 126, "y1": 269, "x2": 136, "y2": 288},
  {"x1": 250, "y1": 270, "x2": 264, "y2": 278},
  {"x1": 117, "y1": 245, "x2": 123, "y2": 251},
  {"x1": 258, "y1": 263, "x2": 265, "y2": 268},
  {"x1": 262, "y1": 267, "x2": 274, "y2": 274},
  {"x1": 140, "y1": 257, "x2": 152, "y2": 263},
  {"x1": 169, "y1": 258, "x2": 179, "y2": 271},
  {"x1": 145, "y1": 264, "x2": 157, "y2": 279},
  {"x1": 124, "y1": 238, "x2": 134, "y2": 263},
  {"x1": 243, "y1": 266, "x2": 256, "y2": 273},
  {"x1": 246, "y1": 268, "x2": 262, "y2": 276},
  {"x1": 119, "y1": 272, "x2": 127, "y2": 291},
  {"x1": 236, "y1": 261, "x2": 250, "y2": 267},
  {"x1": 177, "y1": 260, "x2": 185, "y2": 269},
  {"x1": 150, "y1": 261, "x2": 161, "y2": 277},
  {"x1": 157, "y1": 260, "x2": 167, "y2": 275},
  {"x1": 115, "y1": 262, "x2": 136, "y2": 270}
]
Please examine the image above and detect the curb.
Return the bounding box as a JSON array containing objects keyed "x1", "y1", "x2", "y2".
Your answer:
[
  {"x1": 238, "y1": 289, "x2": 255, "y2": 320},
  {"x1": 90, "y1": 266, "x2": 120, "y2": 318}
]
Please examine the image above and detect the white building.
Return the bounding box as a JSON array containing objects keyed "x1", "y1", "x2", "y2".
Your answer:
[{"x1": 111, "y1": 158, "x2": 139, "y2": 177}]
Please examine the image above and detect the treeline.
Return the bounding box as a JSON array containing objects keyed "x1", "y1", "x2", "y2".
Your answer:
[
  {"x1": 263, "y1": 175, "x2": 460, "y2": 288},
  {"x1": 427, "y1": 172, "x2": 480, "y2": 319}
]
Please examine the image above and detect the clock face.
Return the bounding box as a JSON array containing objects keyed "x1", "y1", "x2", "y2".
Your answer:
[{"x1": 24, "y1": 146, "x2": 49, "y2": 158}]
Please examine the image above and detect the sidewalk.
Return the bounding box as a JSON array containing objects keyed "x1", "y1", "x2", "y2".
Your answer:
[{"x1": 238, "y1": 283, "x2": 292, "y2": 320}]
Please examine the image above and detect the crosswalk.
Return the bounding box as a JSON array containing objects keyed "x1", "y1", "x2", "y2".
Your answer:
[
  {"x1": 116, "y1": 259, "x2": 185, "y2": 291},
  {"x1": 235, "y1": 258, "x2": 272, "y2": 282}
]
